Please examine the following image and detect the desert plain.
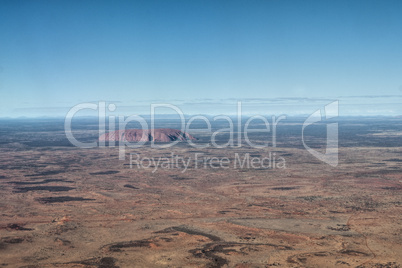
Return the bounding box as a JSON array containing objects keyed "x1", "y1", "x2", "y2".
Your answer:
[{"x1": 0, "y1": 117, "x2": 401, "y2": 267}]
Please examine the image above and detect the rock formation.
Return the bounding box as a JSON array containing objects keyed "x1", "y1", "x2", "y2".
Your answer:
[{"x1": 99, "y1": 128, "x2": 196, "y2": 142}]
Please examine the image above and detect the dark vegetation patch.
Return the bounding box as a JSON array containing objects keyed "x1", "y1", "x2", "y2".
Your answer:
[
  {"x1": 387, "y1": 166, "x2": 400, "y2": 169},
  {"x1": 271, "y1": 186, "x2": 299, "y2": 191},
  {"x1": 355, "y1": 262, "x2": 400, "y2": 268},
  {"x1": 369, "y1": 163, "x2": 386, "y2": 166},
  {"x1": 23, "y1": 140, "x2": 78, "y2": 147},
  {"x1": 123, "y1": 184, "x2": 139, "y2": 189},
  {"x1": 327, "y1": 224, "x2": 350, "y2": 231},
  {"x1": 287, "y1": 252, "x2": 333, "y2": 265},
  {"x1": 0, "y1": 236, "x2": 26, "y2": 251},
  {"x1": 313, "y1": 252, "x2": 330, "y2": 257},
  {"x1": 10, "y1": 178, "x2": 73, "y2": 185},
  {"x1": 383, "y1": 158, "x2": 402, "y2": 162},
  {"x1": 356, "y1": 169, "x2": 402, "y2": 177},
  {"x1": 190, "y1": 242, "x2": 294, "y2": 268},
  {"x1": 218, "y1": 211, "x2": 231, "y2": 214},
  {"x1": 154, "y1": 226, "x2": 221, "y2": 241},
  {"x1": 14, "y1": 186, "x2": 75, "y2": 193},
  {"x1": 329, "y1": 210, "x2": 344, "y2": 214},
  {"x1": 90, "y1": 171, "x2": 120, "y2": 175},
  {"x1": 0, "y1": 165, "x2": 25, "y2": 170},
  {"x1": 160, "y1": 237, "x2": 173, "y2": 242},
  {"x1": 6, "y1": 224, "x2": 33, "y2": 231},
  {"x1": 298, "y1": 196, "x2": 321, "y2": 201},
  {"x1": 345, "y1": 196, "x2": 380, "y2": 212},
  {"x1": 170, "y1": 175, "x2": 193, "y2": 181},
  {"x1": 106, "y1": 239, "x2": 152, "y2": 252},
  {"x1": 24, "y1": 170, "x2": 65, "y2": 177},
  {"x1": 381, "y1": 186, "x2": 400, "y2": 190},
  {"x1": 70, "y1": 257, "x2": 119, "y2": 268},
  {"x1": 3, "y1": 237, "x2": 24, "y2": 244},
  {"x1": 170, "y1": 226, "x2": 221, "y2": 241},
  {"x1": 37, "y1": 196, "x2": 95, "y2": 203},
  {"x1": 340, "y1": 249, "x2": 370, "y2": 256}
]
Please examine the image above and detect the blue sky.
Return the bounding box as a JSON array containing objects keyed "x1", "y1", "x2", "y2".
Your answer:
[{"x1": 1, "y1": 0, "x2": 402, "y2": 117}]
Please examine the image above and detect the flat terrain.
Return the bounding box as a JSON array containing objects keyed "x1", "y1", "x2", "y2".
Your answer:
[{"x1": 0, "y1": 118, "x2": 401, "y2": 267}]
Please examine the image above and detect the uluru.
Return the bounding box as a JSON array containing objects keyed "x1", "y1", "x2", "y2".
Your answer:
[{"x1": 99, "y1": 128, "x2": 196, "y2": 142}]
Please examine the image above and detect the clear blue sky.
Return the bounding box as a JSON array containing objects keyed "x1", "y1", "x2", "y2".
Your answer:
[{"x1": 1, "y1": 0, "x2": 401, "y2": 117}]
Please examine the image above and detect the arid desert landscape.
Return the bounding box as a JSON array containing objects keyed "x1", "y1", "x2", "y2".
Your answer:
[{"x1": 0, "y1": 117, "x2": 401, "y2": 267}]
